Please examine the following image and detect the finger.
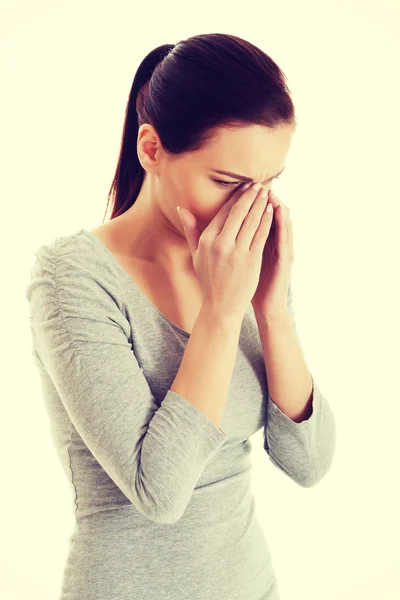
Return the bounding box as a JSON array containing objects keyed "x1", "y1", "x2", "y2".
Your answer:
[
  {"x1": 205, "y1": 182, "x2": 262, "y2": 239},
  {"x1": 277, "y1": 205, "x2": 288, "y2": 244},
  {"x1": 249, "y1": 198, "x2": 275, "y2": 253},
  {"x1": 269, "y1": 191, "x2": 288, "y2": 212},
  {"x1": 275, "y1": 204, "x2": 294, "y2": 260}
]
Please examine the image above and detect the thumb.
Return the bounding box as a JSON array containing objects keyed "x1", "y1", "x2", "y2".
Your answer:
[{"x1": 177, "y1": 206, "x2": 201, "y2": 255}]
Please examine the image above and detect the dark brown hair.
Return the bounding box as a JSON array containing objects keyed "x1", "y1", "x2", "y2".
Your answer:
[{"x1": 103, "y1": 33, "x2": 296, "y2": 223}]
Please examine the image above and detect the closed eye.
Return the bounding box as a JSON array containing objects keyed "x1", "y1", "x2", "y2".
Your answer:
[{"x1": 215, "y1": 176, "x2": 281, "y2": 188}]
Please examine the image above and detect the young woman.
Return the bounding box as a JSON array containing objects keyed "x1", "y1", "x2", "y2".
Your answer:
[{"x1": 26, "y1": 32, "x2": 336, "y2": 600}]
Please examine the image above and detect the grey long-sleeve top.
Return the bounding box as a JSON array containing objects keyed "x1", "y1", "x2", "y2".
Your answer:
[{"x1": 25, "y1": 228, "x2": 336, "y2": 600}]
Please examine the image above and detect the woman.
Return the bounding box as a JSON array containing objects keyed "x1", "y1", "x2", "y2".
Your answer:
[{"x1": 26, "y1": 33, "x2": 336, "y2": 600}]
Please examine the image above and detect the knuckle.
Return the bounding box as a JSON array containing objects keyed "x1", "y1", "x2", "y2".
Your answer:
[
  {"x1": 230, "y1": 203, "x2": 243, "y2": 216},
  {"x1": 198, "y1": 233, "x2": 208, "y2": 245},
  {"x1": 213, "y1": 237, "x2": 228, "y2": 256}
]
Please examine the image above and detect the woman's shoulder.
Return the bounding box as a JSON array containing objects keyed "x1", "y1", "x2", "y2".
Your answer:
[{"x1": 25, "y1": 228, "x2": 126, "y2": 309}]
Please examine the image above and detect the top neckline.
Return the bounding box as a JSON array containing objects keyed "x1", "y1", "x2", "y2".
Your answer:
[{"x1": 79, "y1": 228, "x2": 192, "y2": 339}]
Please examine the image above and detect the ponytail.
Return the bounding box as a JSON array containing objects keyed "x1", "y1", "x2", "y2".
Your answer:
[{"x1": 104, "y1": 44, "x2": 177, "y2": 222}]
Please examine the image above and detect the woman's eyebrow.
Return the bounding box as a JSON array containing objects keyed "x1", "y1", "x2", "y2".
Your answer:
[{"x1": 210, "y1": 166, "x2": 285, "y2": 183}]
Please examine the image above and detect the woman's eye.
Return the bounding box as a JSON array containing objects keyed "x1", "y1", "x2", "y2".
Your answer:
[
  {"x1": 215, "y1": 180, "x2": 239, "y2": 187},
  {"x1": 215, "y1": 175, "x2": 281, "y2": 188}
]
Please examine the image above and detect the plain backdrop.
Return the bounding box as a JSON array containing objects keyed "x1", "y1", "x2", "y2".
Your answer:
[{"x1": 1, "y1": 1, "x2": 399, "y2": 599}]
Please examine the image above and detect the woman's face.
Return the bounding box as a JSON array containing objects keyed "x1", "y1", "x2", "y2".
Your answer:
[
  {"x1": 129, "y1": 122, "x2": 295, "y2": 269},
  {"x1": 156, "y1": 122, "x2": 295, "y2": 234}
]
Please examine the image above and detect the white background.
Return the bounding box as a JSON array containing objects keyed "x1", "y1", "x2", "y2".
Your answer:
[{"x1": 1, "y1": 1, "x2": 399, "y2": 598}]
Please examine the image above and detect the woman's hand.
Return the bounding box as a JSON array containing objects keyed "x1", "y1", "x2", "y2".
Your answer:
[{"x1": 251, "y1": 188, "x2": 294, "y2": 319}]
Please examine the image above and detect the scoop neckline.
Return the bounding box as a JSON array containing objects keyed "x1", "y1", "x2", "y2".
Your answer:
[{"x1": 79, "y1": 228, "x2": 192, "y2": 339}]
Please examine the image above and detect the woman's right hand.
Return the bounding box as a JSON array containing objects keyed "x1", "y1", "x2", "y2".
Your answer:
[{"x1": 177, "y1": 181, "x2": 274, "y2": 320}]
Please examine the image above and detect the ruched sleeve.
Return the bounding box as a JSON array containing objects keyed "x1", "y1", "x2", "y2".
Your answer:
[
  {"x1": 263, "y1": 283, "x2": 337, "y2": 487},
  {"x1": 25, "y1": 237, "x2": 227, "y2": 524}
]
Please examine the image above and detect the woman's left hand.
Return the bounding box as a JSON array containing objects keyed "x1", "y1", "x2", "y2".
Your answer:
[{"x1": 251, "y1": 187, "x2": 294, "y2": 319}]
